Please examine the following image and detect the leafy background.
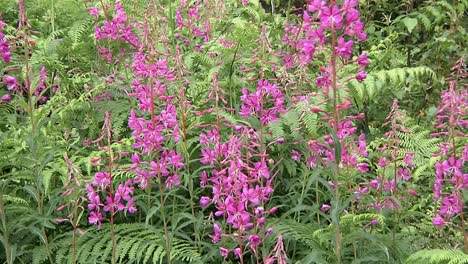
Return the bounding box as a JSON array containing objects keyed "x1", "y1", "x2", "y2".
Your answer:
[{"x1": 0, "y1": 0, "x2": 467, "y2": 263}]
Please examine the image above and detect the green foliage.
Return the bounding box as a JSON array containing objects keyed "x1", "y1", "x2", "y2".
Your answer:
[
  {"x1": 52, "y1": 223, "x2": 201, "y2": 264},
  {"x1": 407, "y1": 249, "x2": 468, "y2": 264},
  {"x1": 1, "y1": 0, "x2": 467, "y2": 263},
  {"x1": 349, "y1": 66, "x2": 439, "y2": 123}
]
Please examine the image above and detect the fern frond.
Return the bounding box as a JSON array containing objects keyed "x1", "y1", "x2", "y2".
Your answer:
[
  {"x1": 340, "y1": 213, "x2": 385, "y2": 229},
  {"x1": 407, "y1": 249, "x2": 468, "y2": 264},
  {"x1": 275, "y1": 219, "x2": 324, "y2": 249},
  {"x1": 55, "y1": 223, "x2": 201, "y2": 263}
]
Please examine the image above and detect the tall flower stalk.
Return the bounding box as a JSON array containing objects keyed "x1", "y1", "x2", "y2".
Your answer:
[
  {"x1": 284, "y1": 0, "x2": 369, "y2": 262},
  {"x1": 91, "y1": 2, "x2": 185, "y2": 262},
  {"x1": 85, "y1": 112, "x2": 136, "y2": 264},
  {"x1": 431, "y1": 56, "x2": 467, "y2": 253}
]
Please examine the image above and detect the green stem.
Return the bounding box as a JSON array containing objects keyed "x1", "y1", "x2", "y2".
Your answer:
[
  {"x1": 158, "y1": 176, "x2": 172, "y2": 264},
  {"x1": 105, "y1": 113, "x2": 117, "y2": 264},
  {"x1": 329, "y1": 1, "x2": 341, "y2": 262},
  {"x1": 0, "y1": 193, "x2": 12, "y2": 264}
]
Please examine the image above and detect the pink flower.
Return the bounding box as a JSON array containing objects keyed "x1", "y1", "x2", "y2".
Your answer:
[
  {"x1": 462, "y1": 144, "x2": 468, "y2": 162},
  {"x1": 356, "y1": 52, "x2": 369, "y2": 66},
  {"x1": 291, "y1": 150, "x2": 301, "y2": 161},
  {"x1": 200, "y1": 196, "x2": 211, "y2": 208},
  {"x1": 441, "y1": 157, "x2": 462, "y2": 177},
  {"x1": 404, "y1": 152, "x2": 415, "y2": 167},
  {"x1": 165, "y1": 174, "x2": 180, "y2": 189},
  {"x1": 356, "y1": 71, "x2": 367, "y2": 82},
  {"x1": 93, "y1": 172, "x2": 111, "y2": 187},
  {"x1": 233, "y1": 247, "x2": 241, "y2": 258},
  {"x1": 1, "y1": 94, "x2": 11, "y2": 102},
  {"x1": 335, "y1": 37, "x2": 353, "y2": 59},
  {"x1": 320, "y1": 5, "x2": 343, "y2": 29},
  {"x1": 103, "y1": 195, "x2": 125, "y2": 212},
  {"x1": 321, "y1": 204, "x2": 331, "y2": 212},
  {"x1": 126, "y1": 198, "x2": 137, "y2": 213},
  {"x1": 201, "y1": 149, "x2": 217, "y2": 166},
  {"x1": 86, "y1": 184, "x2": 102, "y2": 210},
  {"x1": 219, "y1": 247, "x2": 229, "y2": 259},
  {"x1": 89, "y1": 211, "x2": 103, "y2": 228},
  {"x1": 3, "y1": 76, "x2": 17, "y2": 91},
  {"x1": 439, "y1": 195, "x2": 461, "y2": 218},
  {"x1": 115, "y1": 180, "x2": 134, "y2": 201},
  {"x1": 0, "y1": 22, "x2": 11, "y2": 63},
  {"x1": 378, "y1": 157, "x2": 389, "y2": 168},
  {"x1": 87, "y1": 7, "x2": 99, "y2": 17},
  {"x1": 175, "y1": 8, "x2": 184, "y2": 29},
  {"x1": 253, "y1": 161, "x2": 270, "y2": 179},
  {"x1": 397, "y1": 168, "x2": 411, "y2": 181},
  {"x1": 307, "y1": 0, "x2": 326, "y2": 13},
  {"x1": 248, "y1": 234, "x2": 261, "y2": 250},
  {"x1": 432, "y1": 216, "x2": 445, "y2": 228},
  {"x1": 133, "y1": 169, "x2": 150, "y2": 189},
  {"x1": 212, "y1": 224, "x2": 221, "y2": 243},
  {"x1": 358, "y1": 133, "x2": 368, "y2": 156},
  {"x1": 369, "y1": 179, "x2": 380, "y2": 190},
  {"x1": 357, "y1": 163, "x2": 369, "y2": 173}
]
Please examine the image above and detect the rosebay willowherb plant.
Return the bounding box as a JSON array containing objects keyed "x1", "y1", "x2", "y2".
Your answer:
[
  {"x1": 281, "y1": 0, "x2": 371, "y2": 262},
  {"x1": 91, "y1": 2, "x2": 188, "y2": 263},
  {"x1": 198, "y1": 88, "x2": 282, "y2": 262},
  {"x1": 84, "y1": 112, "x2": 136, "y2": 264},
  {"x1": 431, "y1": 56, "x2": 468, "y2": 252}
]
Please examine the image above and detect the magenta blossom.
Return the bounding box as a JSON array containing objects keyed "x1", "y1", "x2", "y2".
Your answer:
[
  {"x1": 291, "y1": 150, "x2": 301, "y2": 161},
  {"x1": 0, "y1": 20, "x2": 11, "y2": 63},
  {"x1": 93, "y1": 172, "x2": 111, "y2": 187},
  {"x1": 199, "y1": 196, "x2": 211, "y2": 208},
  {"x1": 356, "y1": 71, "x2": 367, "y2": 82},
  {"x1": 320, "y1": 5, "x2": 343, "y2": 29},
  {"x1": 1, "y1": 94, "x2": 11, "y2": 102},
  {"x1": 3, "y1": 76, "x2": 17, "y2": 91},
  {"x1": 335, "y1": 37, "x2": 353, "y2": 59},
  {"x1": 321, "y1": 204, "x2": 331, "y2": 212},
  {"x1": 219, "y1": 247, "x2": 229, "y2": 259},
  {"x1": 88, "y1": 211, "x2": 103, "y2": 228},
  {"x1": 432, "y1": 216, "x2": 445, "y2": 228}
]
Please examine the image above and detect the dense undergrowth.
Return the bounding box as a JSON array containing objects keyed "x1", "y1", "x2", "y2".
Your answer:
[{"x1": 0, "y1": 0, "x2": 467, "y2": 263}]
